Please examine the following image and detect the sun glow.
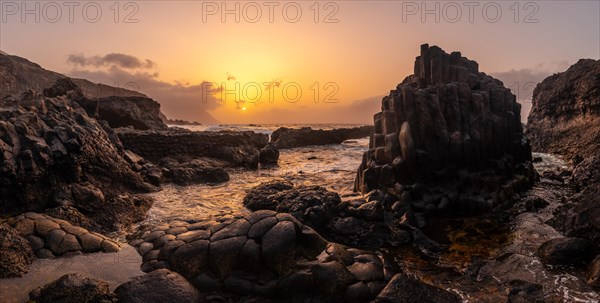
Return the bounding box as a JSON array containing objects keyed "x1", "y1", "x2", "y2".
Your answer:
[{"x1": 241, "y1": 107, "x2": 247, "y2": 111}]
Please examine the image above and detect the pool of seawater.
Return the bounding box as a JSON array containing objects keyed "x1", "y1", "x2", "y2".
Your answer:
[{"x1": 141, "y1": 138, "x2": 369, "y2": 226}]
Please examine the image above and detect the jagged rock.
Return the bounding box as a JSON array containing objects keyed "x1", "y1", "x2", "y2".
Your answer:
[
  {"x1": 77, "y1": 95, "x2": 167, "y2": 130},
  {"x1": 373, "y1": 274, "x2": 461, "y2": 303},
  {"x1": 29, "y1": 273, "x2": 114, "y2": 303},
  {"x1": 526, "y1": 59, "x2": 600, "y2": 161},
  {"x1": 537, "y1": 237, "x2": 596, "y2": 266},
  {"x1": 115, "y1": 269, "x2": 203, "y2": 303},
  {"x1": 0, "y1": 79, "x2": 154, "y2": 230},
  {"x1": 271, "y1": 126, "x2": 373, "y2": 149},
  {"x1": 549, "y1": 156, "x2": 600, "y2": 243},
  {"x1": 0, "y1": 223, "x2": 35, "y2": 278},
  {"x1": 259, "y1": 143, "x2": 280, "y2": 167},
  {"x1": 243, "y1": 182, "x2": 340, "y2": 229},
  {"x1": 588, "y1": 256, "x2": 600, "y2": 287}
]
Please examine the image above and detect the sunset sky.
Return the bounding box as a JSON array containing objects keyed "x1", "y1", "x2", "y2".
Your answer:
[{"x1": 1, "y1": 1, "x2": 599, "y2": 124}]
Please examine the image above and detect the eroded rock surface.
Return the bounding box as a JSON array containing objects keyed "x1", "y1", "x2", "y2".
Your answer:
[
  {"x1": 6, "y1": 212, "x2": 121, "y2": 258},
  {"x1": 0, "y1": 79, "x2": 154, "y2": 221},
  {"x1": 0, "y1": 223, "x2": 35, "y2": 278},
  {"x1": 29, "y1": 273, "x2": 114, "y2": 303},
  {"x1": 129, "y1": 211, "x2": 391, "y2": 302}
]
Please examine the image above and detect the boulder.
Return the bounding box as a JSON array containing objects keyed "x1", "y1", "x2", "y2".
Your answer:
[
  {"x1": 243, "y1": 181, "x2": 340, "y2": 229},
  {"x1": 259, "y1": 143, "x2": 280, "y2": 166},
  {"x1": 0, "y1": 223, "x2": 35, "y2": 278},
  {"x1": 373, "y1": 274, "x2": 461, "y2": 303},
  {"x1": 537, "y1": 237, "x2": 596, "y2": 266},
  {"x1": 29, "y1": 273, "x2": 113, "y2": 303},
  {"x1": 115, "y1": 269, "x2": 203, "y2": 303}
]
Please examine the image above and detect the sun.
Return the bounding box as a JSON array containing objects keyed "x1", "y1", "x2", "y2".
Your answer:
[{"x1": 241, "y1": 107, "x2": 247, "y2": 111}]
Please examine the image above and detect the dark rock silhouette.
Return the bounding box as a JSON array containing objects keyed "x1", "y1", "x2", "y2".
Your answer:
[
  {"x1": 355, "y1": 44, "x2": 534, "y2": 216},
  {"x1": 526, "y1": 59, "x2": 600, "y2": 161},
  {"x1": 271, "y1": 126, "x2": 373, "y2": 149}
]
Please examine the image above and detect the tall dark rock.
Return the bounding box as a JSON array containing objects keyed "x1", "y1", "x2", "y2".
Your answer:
[
  {"x1": 355, "y1": 44, "x2": 534, "y2": 215},
  {"x1": 526, "y1": 59, "x2": 600, "y2": 161}
]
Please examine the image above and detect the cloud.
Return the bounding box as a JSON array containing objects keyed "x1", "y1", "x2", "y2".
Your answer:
[
  {"x1": 490, "y1": 60, "x2": 571, "y2": 121},
  {"x1": 226, "y1": 73, "x2": 236, "y2": 81},
  {"x1": 67, "y1": 53, "x2": 156, "y2": 69}
]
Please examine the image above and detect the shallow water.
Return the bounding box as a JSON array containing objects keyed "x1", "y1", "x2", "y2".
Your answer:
[
  {"x1": 142, "y1": 126, "x2": 369, "y2": 226},
  {"x1": 0, "y1": 245, "x2": 143, "y2": 303},
  {"x1": 393, "y1": 152, "x2": 599, "y2": 302}
]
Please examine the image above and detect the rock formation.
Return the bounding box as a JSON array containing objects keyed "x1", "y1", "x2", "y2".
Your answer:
[
  {"x1": 0, "y1": 223, "x2": 34, "y2": 278},
  {"x1": 29, "y1": 273, "x2": 115, "y2": 303},
  {"x1": 0, "y1": 79, "x2": 154, "y2": 233},
  {"x1": 271, "y1": 126, "x2": 373, "y2": 149},
  {"x1": 128, "y1": 210, "x2": 392, "y2": 302},
  {"x1": 355, "y1": 44, "x2": 534, "y2": 216},
  {"x1": 6, "y1": 212, "x2": 121, "y2": 258},
  {"x1": 117, "y1": 128, "x2": 271, "y2": 169},
  {"x1": 1, "y1": 51, "x2": 168, "y2": 130},
  {"x1": 76, "y1": 95, "x2": 167, "y2": 130},
  {"x1": 526, "y1": 59, "x2": 600, "y2": 161}
]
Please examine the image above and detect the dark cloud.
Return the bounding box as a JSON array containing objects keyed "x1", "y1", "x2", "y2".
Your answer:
[
  {"x1": 68, "y1": 65, "x2": 221, "y2": 124},
  {"x1": 491, "y1": 61, "x2": 570, "y2": 121},
  {"x1": 67, "y1": 53, "x2": 156, "y2": 69}
]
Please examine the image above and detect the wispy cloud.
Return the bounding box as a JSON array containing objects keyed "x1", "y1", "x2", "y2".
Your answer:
[{"x1": 67, "y1": 53, "x2": 156, "y2": 69}]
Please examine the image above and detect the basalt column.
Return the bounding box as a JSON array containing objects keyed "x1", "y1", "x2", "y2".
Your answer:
[{"x1": 355, "y1": 44, "x2": 533, "y2": 215}]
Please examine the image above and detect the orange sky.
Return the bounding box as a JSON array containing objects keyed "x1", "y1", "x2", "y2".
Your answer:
[{"x1": 1, "y1": 1, "x2": 599, "y2": 124}]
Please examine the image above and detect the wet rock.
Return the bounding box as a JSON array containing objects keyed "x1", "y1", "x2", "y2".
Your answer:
[
  {"x1": 262, "y1": 221, "x2": 297, "y2": 275},
  {"x1": 29, "y1": 273, "x2": 113, "y2": 303},
  {"x1": 0, "y1": 223, "x2": 35, "y2": 278},
  {"x1": 506, "y1": 280, "x2": 545, "y2": 303},
  {"x1": 537, "y1": 237, "x2": 596, "y2": 266},
  {"x1": 271, "y1": 126, "x2": 372, "y2": 149},
  {"x1": 311, "y1": 261, "x2": 354, "y2": 295},
  {"x1": 115, "y1": 269, "x2": 203, "y2": 303},
  {"x1": 168, "y1": 240, "x2": 209, "y2": 278},
  {"x1": 168, "y1": 164, "x2": 230, "y2": 186},
  {"x1": 259, "y1": 143, "x2": 279, "y2": 166},
  {"x1": 243, "y1": 182, "x2": 340, "y2": 229},
  {"x1": 588, "y1": 255, "x2": 600, "y2": 287},
  {"x1": 373, "y1": 274, "x2": 461, "y2": 303}
]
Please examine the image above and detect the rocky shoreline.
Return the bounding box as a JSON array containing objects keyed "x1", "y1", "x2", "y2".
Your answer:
[{"x1": 1, "y1": 45, "x2": 599, "y2": 302}]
